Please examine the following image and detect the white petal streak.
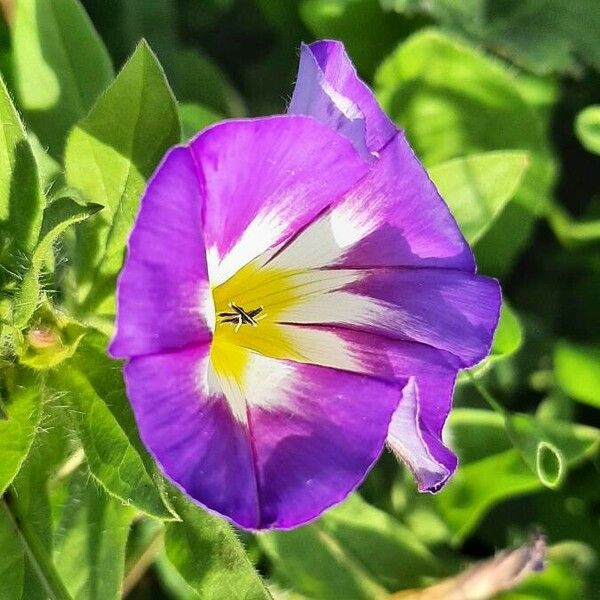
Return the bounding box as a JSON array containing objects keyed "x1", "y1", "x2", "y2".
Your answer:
[
  {"x1": 206, "y1": 351, "x2": 298, "y2": 423},
  {"x1": 275, "y1": 289, "x2": 389, "y2": 329},
  {"x1": 209, "y1": 212, "x2": 285, "y2": 286},
  {"x1": 268, "y1": 206, "x2": 378, "y2": 271},
  {"x1": 278, "y1": 325, "x2": 363, "y2": 373}
]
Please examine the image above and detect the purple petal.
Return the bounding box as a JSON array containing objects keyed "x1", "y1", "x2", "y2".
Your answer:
[
  {"x1": 387, "y1": 376, "x2": 458, "y2": 493},
  {"x1": 124, "y1": 346, "x2": 403, "y2": 530},
  {"x1": 189, "y1": 115, "x2": 368, "y2": 286},
  {"x1": 289, "y1": 41, "x2": 396, "y2": 155},
  {"x1": 124, "y1": 345, "x2": 259, "y2": 527},
  {"x1": 265, "y1": 131, "x2": 476, "y2": 273},
  {"x1": 109, "y1": 147, "x2": 212, "y2": 358},
  {"x1": 345, "y1": 268, "x2": 502, "y2": 367},
  {"x1": 274, "y1": 268, "x2": 501, "y2": 368},
  {"x1": 254, "y1": 324, "x2": 460, "y2": 493}
]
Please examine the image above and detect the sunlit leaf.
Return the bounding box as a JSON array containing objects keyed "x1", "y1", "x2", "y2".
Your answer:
[
  {"x1": 385, "y1": 0, "x2": 600, "y2": 76},
  {"x1": 0, "y1": 368, "x2": 42, "y2": 496},
  {"x1": 429, "y1": 150, "x2": 529, "y2": 244},
  {"x1": 179, "y1": 103, "x2": 222, "y2": 141},
  {"x1": 12, "y1": 0, "x2": 113, "y2": 156},
  {"x1": 64, "y1": 40, "x2": 180, "y2": 318},
  {"x1": 575, "y1": 105, "x2": 600, "y2": 155},
  {"x1": 438, "y1": 409, "x2": 599, "y2": 542}
]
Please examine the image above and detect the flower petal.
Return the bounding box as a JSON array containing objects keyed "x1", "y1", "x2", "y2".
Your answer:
[
  {"x1": 211, "y1": 320, "x2": 460, "y2": 494},
  {"x1": 387, "y1": 375, "x2": 458, "y2": 493},
  {"x1": 124, "y1": 344, "x2": 403, "y2": 530},
  {"x1": 189, "y1": 115, "x2": 368, "y2": 286},
  {"x1": 110, "y1": 147, "x2": 212, "y2": 359},
  {"x1": 272, "y1": 268, "x2": 501, "y2": 368},
  {"x1": 289, "y1": 41, "x2": 396, "y2": 155},
  {"x1": 264, "y1": 131, "x2": 476, "y2": 273}
]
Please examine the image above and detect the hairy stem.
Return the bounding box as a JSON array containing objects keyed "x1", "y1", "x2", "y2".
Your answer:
[{"x1": 1, "y1": 488, "x2": 72, "y2": 600}]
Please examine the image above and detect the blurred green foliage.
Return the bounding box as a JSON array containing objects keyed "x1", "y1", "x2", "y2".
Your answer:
[{"x1": 0, "y1": 0, "x2": 599, "y2": 599}]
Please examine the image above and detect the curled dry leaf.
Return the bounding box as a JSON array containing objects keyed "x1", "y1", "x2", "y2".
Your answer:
[{"x1": 391, "y1": 533, "x2": 546, "y2": 600}]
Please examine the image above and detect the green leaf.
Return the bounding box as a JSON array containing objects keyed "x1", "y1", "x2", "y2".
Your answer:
[
  {"x1": 10, "y1": 394, "x2": 73, "y2": 600},
  {"x1": 575, "y1": 105, "x2": 600, "y2": 155},
  {"x1": 389, "y1": 0, "x2": 600, "y2": 76},
  {"x1": 376, "y1": 29, "x2": 556, "y2": 277},
  {"x1": 64, "y1": 40, "x2": 180, "y2": 318},
  {"x1": 12, "y1": 0, "x2": 114, "y2": 156},
  {"x1": 0, "y1": 367, "x2": 43, "y2": 496},
  {"x1": 429, "y1": 150, "x2": 529, "y2": 244},
  {"x1": 164, "y1": 490, "x2": 272, "y2": 600},
  {"x1": 52, "y1": 467, "x2": 135, "y2": 600},
  {"x1": 260, "y1": 494, "x2": 443, "y2": 598},
  {"x1": 47, "y1": 332, "x2": 173, "y2": 520},
  {"x1": 508, "y1": 413, "x2": 599, "y2": 489},
  {"x1": 0, "y1": 74, "x2": 44, "y2": 278},
  {"x1": 179, "y1": 103, "x2": 222, "y2": 141},
  {"x1": 0, "y1": 505, "x2": 24, "y2": 600},
  {"x1": 437, "y1": 409, "x2": 599, "y2": 542},
  {"x1": 12, "y1": 198, "x2": 102, "y2": 329},
  {"x1": 554, "y1": 341, "x2": 600, "y2": 408}
]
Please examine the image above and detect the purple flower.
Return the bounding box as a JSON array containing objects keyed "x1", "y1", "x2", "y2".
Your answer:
[{"x1": 109, "y1": 40, "x2": 501, "y2": 530}]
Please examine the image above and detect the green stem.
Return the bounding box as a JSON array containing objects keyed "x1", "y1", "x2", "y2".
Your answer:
[
  {"x1": 1, "y1": 488, "x2": 73, "y2": 600},
  {"x1": 466, "y1": 371, "x2": 506, "y2": 416},
  {"x1": 546, "y1": 199, "x2": 600, "y2": 244}
]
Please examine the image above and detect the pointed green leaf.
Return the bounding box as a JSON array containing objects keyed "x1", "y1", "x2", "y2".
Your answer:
[
  {"x1": 429, "y1": 151, "x2": 529, "y2": 244},
  {"x1": 12, "y1": 198, "x2": 102, "y2": 329},
  {"x1": 47, "y1": 333, "x2": 173, "y2": 520},
  {"x1": 575, "y1": 105, "x2": 600, "y2": 155},
  {"x1": 0, "y1": 367, "x2": 43, "y2": 496},
  {"x1": 164, "y1": 491, "x2": 272, "y2": 600},
  {"x1": 0, "y1": 74, "x2": 44, "y2": 278},
  {"x1": 12, "y1": 0, "x2": 113, "y2": 156},
  {"x1": 64, "y1": 41, "x2": 180, "y2": 317},
  {"x1": 52, "y1": 467, "x2": 135, "y2": 600}
]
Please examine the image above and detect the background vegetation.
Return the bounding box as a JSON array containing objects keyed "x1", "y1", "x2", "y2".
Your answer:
[{"x1": 0, "y1": 0, "x2": 599, "y2": 598}]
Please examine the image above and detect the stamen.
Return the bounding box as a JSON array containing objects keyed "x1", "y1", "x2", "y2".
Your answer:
[{"x1": 217, "y1": 303, "x2": 266, "y2": 332}]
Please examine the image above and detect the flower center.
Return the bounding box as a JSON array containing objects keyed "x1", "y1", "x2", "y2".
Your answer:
[{"x1": 217, "y1": 303, "x2": 266, "y2": 333}]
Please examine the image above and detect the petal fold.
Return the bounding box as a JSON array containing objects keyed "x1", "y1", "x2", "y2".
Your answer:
[
  {"x1": 387, "y1": 375, "x2": 458, "y2": 493},
  {"x1": 289, "y1": 41, "x2": 396, "y2": 156}
]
